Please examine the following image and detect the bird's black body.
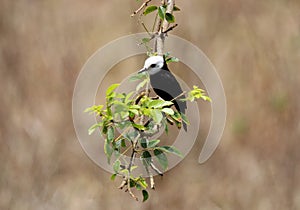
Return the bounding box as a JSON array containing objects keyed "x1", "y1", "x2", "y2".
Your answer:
[{"x1": 149, "y1": 60, "x2": 187, "y2": 131}]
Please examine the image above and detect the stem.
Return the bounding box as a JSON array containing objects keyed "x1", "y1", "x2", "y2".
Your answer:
[
  {"x1": 128, "y1": 134, "x2": 140, "y2": 172},
  {"x1": 113, "y1": 126, "x2": 131, "y2": 142},
  {"x1": 152, "y1": 12, "x2": 158, "y2": 32},
  {"x1": 141, "y1": 22, "x2": 151, "y2": 36},
  {"x1": 162, "y1": 0, "x2": 175, "y2": 31},
  {"x1": 153, "y1": 0, "x2": 175, "y2": 55},
  {"x1": 163, "y1": 23, "x2": 178, "y2": 33},
  {"x1": 120, "y1": 143, "x2": 133, "y2": 157},
  {"x1": 171, "y1": 91, "x2": 187, "y2": 102},
  {"x1": 131, "y1": 0, "x2": 153, "y2": 17},
  {"x1": 118, "y1": 133, "x2": 140, "y2": 200}
]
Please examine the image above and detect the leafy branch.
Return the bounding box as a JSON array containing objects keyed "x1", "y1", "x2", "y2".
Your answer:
[
  {"x1": 85, "y1": 0, "x2": 211, "y2": 202},
  {"x1": 85, "y1": 74, "x2": 210, "y2": 201},
  {"x1": 132, "y1": 0, "x2": 180, "y2": 55}
]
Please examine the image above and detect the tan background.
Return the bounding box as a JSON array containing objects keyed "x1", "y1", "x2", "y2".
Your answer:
[{"x1": 1, "y1": 0, "x2": 300, "y2": 209}]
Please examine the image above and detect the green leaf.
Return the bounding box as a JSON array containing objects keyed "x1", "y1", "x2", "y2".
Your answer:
[
  {"x1": 181, "y1": 112, "x2": 190, "y2": 125},
  {"x1": 164, "y1": 52, "x2": 171, "y2": 57},
  {"x1": 142, "y1": 108, "x2": 151, "y2": 116},
  {"x1": 142, "y1": 190, "x2": 149, "y2": 202},
  {"x1": 129, "y1": 179, "x2": 136, "y2": 188},
  {"x1": 120, "y1": 169, "x2": 129, "y2": 176},
  {"x1": 142, "y1": 38, "x2": 150, "y2": 43},
  {"x1": 166, "y1": 56, "x2": 179, "y2": 63},
  {"x1": 154, "y1": 149, "x2": 168, "y2": 171},
  {"x1": 102, "y1": 124, "x2": 108, "y2": 134},
  {"x1": 201, "y1": 95, "x2": 212, "y2": 102},
  {"x1": 140, "y1": 138, "x2": 147, "y2": 148},
  {"x1": 129, "y1": 108, "x2": 139, "y2": 116},
  {"x1": 174, "y1": 120, "x2": 182, "y2": 129},
  {"x1": 165, "y1": 13, "x2": 175, "y2": 23},
  {"x1": 142, "y1": 151, "x2": 152, "y2": 166},
  {"x1": 84, "y1": 105, "x2": 104, "y2": 115},
  {"x1": 124, "y1": 131, "x2": 138, "y2": 141},
  {"x1": 104, "y1": 141, "x2": 113, "y2": 164},
  {"x1": 136, "y1": 79, "x2": 148, "y2": 91},
  {"x1": 142, "y1": 151, "x2": 151, "y2": 158},
  {"x1": 113, "y1": 160, "x2": 121, "y2": 173},
  {"x1": 136, "y1": 183, "x2": 142, "y2": 191},
  {"x1": 130, "y1": 104, "x2": 141, "y2": 109},
  {"x1": 113, "y1": 149, "x2": 120, "y2": 158},
  {"x1": 148, "y1": 139, "x2": 160, "y2": 148},
  {"x1": 193, "y1": 85, "x2": 204, "y2": 91},
  {"x1": 88, "y1": 123, "x2": 101, "y2": 135},
  {"x1": 129, "y1": 111, "x2": 135, "y2": 119},
  {"x1": 172, "y1": 111, "x2": 182, "y2": 123},
  {"x1": 157, "y1": 146, "x2": 183, "y2": 157},
  {"x1": 138, "y1": 178, "x2": 148, "y2": 189},
  {"x1": 173, "y1": 5, "x2": 181, "y2": 11},
  {"x1": 161, "y1": 108, "x2": 174, "y2": 115},
  {"x1": 121, "y1": 139, "x2": 126, "y2": 147},
  {"x1": 116, "y1": 93, "x2": 126, "y2": 99},
  {"x1": 119, "y1": 111, "x2": 129, "y2": 120},
  {"x1": 132, "y1": 123, "x2": 145, "y2": 130},
  {"x1": 125, "y1": 91, "x2": 134, "y2": 104},
  {"x1": 107, "y1": 126, "x2": 114, "y2": 143},
  {"x1": 130, "y1": 73, "x2": 147, "y2": 81},
  {"x1": 111, "y1": 174, "x2": 117, "y2": 181},
  {"x1": 114, "y1": 102, "x2": 128, "y2": 113},
  {"x1": 143, "y1": 5, "x2": 157, "y2": 15},
  {"x1": 117, "y1": 121, "x2": 131, "y2": 129},
  {"x1": 158, "y1": 6, "x2": 165, "y2": 20},
  {"x1": 164, "y1": 120, "x2": 169, "y2": 135},
  {"x1": 130, "y1": 165, "x2": 138, "y2": 171},
  {"x1": 150, "y1": 109, "x2": 163, "y2": 123},
  {"x1": 106, "y1": 83, "x2": 120, "y2": 96},
  {"x1": 149, "y1": 100, "x2": 173, "y2": 108}
]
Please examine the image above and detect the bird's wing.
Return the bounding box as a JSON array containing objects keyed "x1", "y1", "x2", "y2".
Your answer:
[
  {"x1": 150, "y1": 70, "x2": 188, "y2": 131},
  {"x1": 151, "y1": 70, "x2": 187, "y2": 111}
]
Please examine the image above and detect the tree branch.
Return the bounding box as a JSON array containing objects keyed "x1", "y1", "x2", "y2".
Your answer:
[
  {"x1": 163, "y1": 23, "x2": 178, "y2": 33},
  {"x1": 162, "y1": 0, "x2": 175, "y2": 31},
  {"x1": 154, "y1": 0, "x2": 175, "y2": 55},
  {"x1": 131, "y1": 0, "x2": 153, "y2": 17}
]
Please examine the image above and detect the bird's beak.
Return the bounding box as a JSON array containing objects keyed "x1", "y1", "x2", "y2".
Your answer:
[{"x1": 138, "y1": 67, "x2": 147, "y2": 74}]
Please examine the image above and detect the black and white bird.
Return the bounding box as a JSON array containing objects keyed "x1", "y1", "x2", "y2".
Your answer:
[{"x1": 139, "y1": 56, "x2": 187, "y2": 131}]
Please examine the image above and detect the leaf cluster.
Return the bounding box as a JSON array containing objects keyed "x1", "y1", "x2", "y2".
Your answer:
[
  {"x1": 85, "y1": 71, "x2": 211, "y2": 202},
  {"x1": 143, "y1": 4, "x2": 180, "y2": 23}
]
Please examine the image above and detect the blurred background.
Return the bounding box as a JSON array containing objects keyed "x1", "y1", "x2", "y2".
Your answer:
[{"x1": 1, "y1": 0, "x2": 300, "y2": 209}]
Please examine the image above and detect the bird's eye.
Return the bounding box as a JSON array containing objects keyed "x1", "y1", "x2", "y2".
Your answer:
[{"x1": 150, "y1": 64, "x2": 156, "y2": 68}]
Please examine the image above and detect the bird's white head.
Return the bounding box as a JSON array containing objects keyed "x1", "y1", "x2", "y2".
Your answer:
[{"x1": 139, "y1": 56, "x2": 164, "y2": 75}]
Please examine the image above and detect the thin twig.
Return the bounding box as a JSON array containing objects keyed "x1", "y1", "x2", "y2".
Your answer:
[
  {"x1": 163, "y1": 23, "x2": 178, "y2": 34},
  {"x1": 152, "y1": 12, "x2": 159, "y2": 32},
  {"x1": 120, "y1": 143, "x2": 133, "y2": 157},
  {"x1": 119, "y1": 133, "x2": 140, "y2": 201},
  {"x1": 113, "y1": 126, "x2": 131, "y2": 142},
  {"x1": 128, "y1": 133, "x2": 140, "y2": 172},
  {"x1": 134, "y1": 90, "x2": 150, "y2": 105},
  {"x1": 118, "y1": 179, "x2": 127, "y2": 189},
  {"x1": 150, "y1": 162, "x2": 163, "y2": 176},
  {"x1": 171, "y1": 90, "x2": 187, "y2": 102},
  {"x1": 131, "y1": 0, "x2": 153, "y2": 17},
  {"x1": 150, "y1": 174, "x2": 155, "y2": 189},
  {"x1": 128, "y1": 187, "x2": 139, "y2": 201},
  {"x1": 141, "y1": 22, "x2": 151, "y2": 36}
]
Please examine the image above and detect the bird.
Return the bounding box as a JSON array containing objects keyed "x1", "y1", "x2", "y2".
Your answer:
[{"x1": 138, "y1": 56, "x2": 187, "y2": 131}]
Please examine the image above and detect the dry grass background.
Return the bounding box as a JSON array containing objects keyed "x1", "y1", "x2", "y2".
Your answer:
[{"x1": 1, "y1": 0, "x2": 300, "y2": 209}]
